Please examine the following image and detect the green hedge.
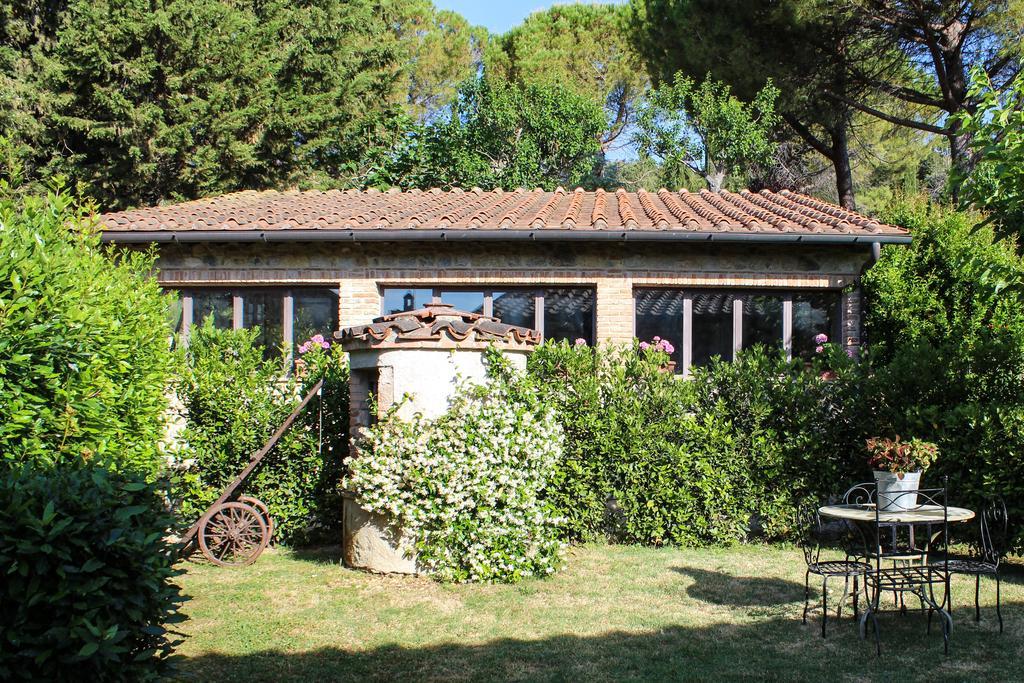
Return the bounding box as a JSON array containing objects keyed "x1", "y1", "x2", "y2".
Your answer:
[
  {"x1": 0, "y1": 463, "x2": 185, "y2": 681},
  {"x1": 174, "y1": 323, "x2": 349, "y2": 545},
  {"x1": 863, "y1": 197, "x2": 1024, "y2": 551},
  {"x1": 522, "y1": 342, "x2": 868, "y2": 546},
  {"x1": 0, "y1": 180, "x2": 174, "y2": 473}
]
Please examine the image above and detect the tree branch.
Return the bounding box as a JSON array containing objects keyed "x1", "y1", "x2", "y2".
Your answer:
[
  {"x1": 823, "y1": 90, "x2": 948, "y2": 135},
  {"x1": 782, "y1": 114, "x2": 833, "y2": 159}
]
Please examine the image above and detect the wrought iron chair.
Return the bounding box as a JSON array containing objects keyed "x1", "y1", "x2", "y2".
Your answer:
[
  {"x1": 938, "y1": 497, "x2": 1008, "y2": 632},
  {"x1": 798, "y1": 504, "x2": 871, "y2": 637},
  {"x1": 843, "y1": 482, "x2": 927, "y2": 566},
  {"x1": 859, "y1": 483, "x2": 953, "y2": 655}
]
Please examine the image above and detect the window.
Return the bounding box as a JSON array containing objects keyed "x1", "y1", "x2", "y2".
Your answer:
[
  {"x1": 634, "y1": 288, "x2": 843, "y2": 375},
  {"x1": 635, "y1": 289, "x2": 684, "y2": 367},
  {"x1": 192, "y1": 290, "x2": 233, "y2": 330},
  {"x1": 792, "y1": 292, "x2": 841, "y2": 359},
  {"x1": 691, "y1": 292, "x2": 734, "y2": 367},
  {"x1": 382, "y1": 288, "x2": 432, "y2": 315},
  {"x1": 543, "y1": 288, "x2": 594, "y2": 344},
  {"x1": 380, "y1": 286, "x2": 595, "y2": 344},
  {"x1": 178, "y1": 287, "x2": 339, "y2": 362},
  {"x1": 741, "y1": 294, "x2": 784, "y2": 352}
]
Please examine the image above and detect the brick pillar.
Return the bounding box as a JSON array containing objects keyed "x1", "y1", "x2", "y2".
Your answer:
[
  {"x1": 338, "y1": 277, "x2": 380, "y2": 330},
  {"x1": 841, "y1": 285, "x2": 862, "y2": 349},
  {"x1": 595, "y1": 277, "x2": 634, "y2": 345}
]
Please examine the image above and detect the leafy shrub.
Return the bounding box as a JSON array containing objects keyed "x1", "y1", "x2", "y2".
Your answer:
[
  {"x1": 347, "y1": 373, "x2": 564, "y2": 583},
  {"x1": 863, "y1": 197, "x2": 1024, "y2": 551},
  {"x1": 0, "y1": 462, "x2": 185, "y2": 681},
  {"x1": 174, "y1": 323, "x2": 348, "y2": 545},
  {"x1": 525, "y1": 341, "x2": 871, "y2": 546},
  {"x1": 0, "y1": 179, "x2": 174, "y2": 473}
]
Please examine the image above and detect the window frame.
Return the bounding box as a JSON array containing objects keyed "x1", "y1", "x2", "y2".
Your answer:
[
  {"x1": 379, "y1": 285, "x2": 596, "y2": 342},
  {"x1": 178, "y1": 286, "x2": 339, "y2": 364},
  {"x1": 634, "y1": 287, "x2": 842, "y2": 377}
]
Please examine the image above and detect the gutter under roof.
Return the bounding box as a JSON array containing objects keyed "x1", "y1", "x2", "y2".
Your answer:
[{"x1": 99, "y1": 229, "x2": 912, "y2": 245}]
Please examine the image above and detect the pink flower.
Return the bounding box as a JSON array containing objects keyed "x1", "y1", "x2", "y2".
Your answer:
[
  {"x1": 574, "y1": 338, "x2": 587, "y2": 346},
  {"x1": 311, "y1": 334, "x2": 325, "y2": 344},
  {"x1": 298, "y1": 342, "x2": 311, "y2": 354},
  {"x1": 657, "y1": 339, "x2": 675, "y2": 354},
  {"x1": 815, "y1": 345, "x2": 824, "y2": 354},
  {"x1": 639, "y1": 341, "x2": 650, "y2": 351},
  {"x1": 814, "y1": 333, "x2": 828, "y2": 344},
  {"x1": 846, "y1": 347, "x2": 857, "y2": 358},
  {"x1": 653, "y1": 336, "x2": 661, "y2": 342}
]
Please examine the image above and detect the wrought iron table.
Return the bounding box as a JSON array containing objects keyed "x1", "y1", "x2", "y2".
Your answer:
[
  {"x1": 819, "y1": 504, "x2": 975, "y2": 525},
  {"x1": 819, "y1": 502, "x2": 976, "y2": 654}
]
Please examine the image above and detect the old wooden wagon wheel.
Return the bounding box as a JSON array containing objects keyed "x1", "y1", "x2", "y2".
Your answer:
[
  {"x1": 198, "y1": 501, "x2": 269, "y2": 567},
  {"x1": 239, "y1": 495, "x2": 274, "y2": 542}
]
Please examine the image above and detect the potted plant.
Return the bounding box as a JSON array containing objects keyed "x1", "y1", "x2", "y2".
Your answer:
[{"x1": 865, "y1": 436, "x2": 939, "y2": 511}]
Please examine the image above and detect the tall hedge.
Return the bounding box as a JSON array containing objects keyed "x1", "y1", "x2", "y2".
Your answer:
[
  {"x1": 863, "y1": 197, "x2": 1024, "y2": 551},
  {"x1": 0, "y1": 172, "x2": 184, "y2": 679},
  {"x1": 0, "y1": 180, "x2": 174, "y2": 473}
]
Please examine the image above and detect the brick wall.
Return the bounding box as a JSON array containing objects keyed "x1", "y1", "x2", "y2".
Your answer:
[{"x1": 150, "y1": 240, "x2": 872, "y2": 345}]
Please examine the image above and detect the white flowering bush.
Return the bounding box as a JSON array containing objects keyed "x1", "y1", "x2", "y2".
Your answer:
[{"x1": 347, "y1": 378, "x2": 564, "y2": 583}]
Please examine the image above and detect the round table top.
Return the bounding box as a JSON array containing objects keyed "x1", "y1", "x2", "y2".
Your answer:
[{"x1": 819, "y1": 503, "x2": 975, "y2": 524}]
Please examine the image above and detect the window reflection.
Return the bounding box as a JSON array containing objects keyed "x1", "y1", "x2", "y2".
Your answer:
[
  {"x1": 741, "y1": 295, "x2": 784, "y2": 351},
  {"x1": 243, "y1": 291, "x2": 284, "y2": 359},
  {"x1": 793, "y1": 292, "x2": 840, "y2": 359},
  {"x1": 544, "y1": 288, "x2": 594, "y2": 344},
  {"x1": 492, "y1": 290, "x2": 535, "y2": 328},
  {"x1": 382, "y1": 288, "x2": 433, "y2": 314},
  {"x1": 192, "y1": 290, "x2": 233, "y2": 330},
  {"x1": 440, "y1": 290, "x2": 485, "y2": 315},
  {"x1": 634, "y1": 289, "x2": 684, "y2": 369},
  {"x1": 293, "y1": 289, "x2": 339, "y2": 348},
  {"x1": 691, "y1": 293, "x2": 734, "y2": 366}
]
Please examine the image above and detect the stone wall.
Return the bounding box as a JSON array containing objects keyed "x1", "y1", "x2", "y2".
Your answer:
[{"x1": 146, "y1": 240, "x2": 872, "y2": 345}]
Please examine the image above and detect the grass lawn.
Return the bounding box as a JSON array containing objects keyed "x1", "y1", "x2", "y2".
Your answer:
[{"x1": 174, "y1": 544, "x2": 1024, "y2": 682}]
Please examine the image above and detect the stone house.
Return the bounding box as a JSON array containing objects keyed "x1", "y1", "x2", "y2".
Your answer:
[{"x1": 99, "y1": 187, "x2": 909, "y2": 375}]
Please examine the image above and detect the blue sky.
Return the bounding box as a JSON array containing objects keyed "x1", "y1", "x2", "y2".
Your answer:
[{"x1": 434, "y1": 1, "x2": 622, "y2": 34}]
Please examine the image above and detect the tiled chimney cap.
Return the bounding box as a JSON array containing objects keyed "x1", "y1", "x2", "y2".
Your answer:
[{"x1": 336, "y1": 303, "x2": 541, "y2": 351}]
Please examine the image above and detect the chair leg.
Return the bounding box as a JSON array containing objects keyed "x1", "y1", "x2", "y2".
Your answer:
[
  {"x1": 996, "y1": 573, "x2": 1003, "y2": 634},
  {"x1": 853, "y1": 575, "x2": 860, "y2": 618},
  {"x1": 975, "y1": 574, "x2": 981, "y2": 623},
  {"x1": 821, "y1": 576, "x2": 829, "y2": 638},
  {"x1": 837, "y1": 576, "x2": 851, "y2": 620},
  {"x1": 803, "y1": 570, "x2": 810, "y2": 625}
]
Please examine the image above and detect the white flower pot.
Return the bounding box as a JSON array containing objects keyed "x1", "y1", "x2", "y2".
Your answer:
[{"x1": 874, "y1": 470, "x2": 922, "y2": 511}]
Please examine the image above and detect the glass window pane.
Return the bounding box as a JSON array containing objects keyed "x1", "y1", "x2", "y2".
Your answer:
[
  {"x1": 691, "y1": 292, "x2": 734, "y2": 366},
  {"x1": 741, "y1": 295, "x2": 784, "y2": 351},
  {"x1": 293, "y1": 289, "x2": 339, "y2": 348},
  {"x1": 793, "y1": 292, "x2": 841, "y2": 359},
  {"x1": 382, "y1": 288, "x2": 432, "y2": 315},
  {"x1": 440, "y1": 290, "x2": 485, "y2": 315},
  {"x1": 634, "y1": 289, "x2": 683, "y2": 369},
  {"x1": 192, "y1": 290, "x2": 233, "y2": 330},
  {"x1": 243, "y1": 291, "x2": 284, "y2": 359},
  {"x1": 492, "y1": 290, "x2": 536, "y2": 328},
  {"x1": 543, "y1": 288, "x2": 594, "y2": 345}
]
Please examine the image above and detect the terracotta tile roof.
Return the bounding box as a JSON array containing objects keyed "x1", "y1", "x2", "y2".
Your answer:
[{"x1": 99, "y1": 187, "x2": 908, "y2": 240}]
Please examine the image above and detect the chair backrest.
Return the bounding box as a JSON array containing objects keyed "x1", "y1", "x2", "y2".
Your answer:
[
  {"x1": 796, "y1": 504, "x2": 822, "y2": 567},
  {"x1": 870, "y1": 481, "x2": 949, "y2": 573},
  {"x1": 842, "y1": 482, "x2": 876, "y2": 506},
  {"x1": 979, "y1": 497, "x2": 1009, "y2": 567}
]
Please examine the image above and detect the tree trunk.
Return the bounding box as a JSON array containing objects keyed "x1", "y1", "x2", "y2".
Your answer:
[
  {"x1": 705, "y1": 169, "x2": 726, "y2": 192},
  {"x1": 830, "y1": 125, "x2": 855, "y2": 211}
]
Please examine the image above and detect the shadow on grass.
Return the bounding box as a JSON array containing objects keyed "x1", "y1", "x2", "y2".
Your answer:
[
  {"x1": 672, "y1": 566, "x2": 804, "y2": 608},
  {"x1": 288, "y1": 545, "x2": 345, "y2": 565},
  {"x1": 175, "y1": 612, "x2": 1016, "y2": 683}
]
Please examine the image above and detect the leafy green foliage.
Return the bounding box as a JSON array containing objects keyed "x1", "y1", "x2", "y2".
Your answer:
[
  {"x1": 956, "y1": 65, "x2": 1024, "y2": 242},
  {"x1": 369, "y1": 75, "x2": 605, "y2": 190},
  {"x1": 863, "y1": 196, "x2": 1024, "y2": 550},
  {"x1": 0, "y1": 461, "x2": 186, "y2": 681},
  {"x1": 487, "y1": 3, "x2": 646, "y2": 156},
  {"x1": 634, "y1": 73, "x2": 780, "y2": 190},
  {"x1": 0, "y1": 164, "x2": 174, "y2": 473},
  {"x1": 174, "y1": 323, "x2": 349, "y2": 545},
  {"x1": 521, "y1": 341, "x2": 868, "y2": 546},
  {"x1": 348, "y1": 369, "x2": 564, "y2": 583}
]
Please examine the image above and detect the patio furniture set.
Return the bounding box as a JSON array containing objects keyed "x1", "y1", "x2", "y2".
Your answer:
[{"x1": 800, "y1": 479, "x2": 1008, "y2": 655}]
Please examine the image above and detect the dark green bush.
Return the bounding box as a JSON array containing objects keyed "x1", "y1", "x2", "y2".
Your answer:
[
  {"x1": 0, "y1": 180, "x2": 174, "y2": 473},
  {"x1": 0, "y1": 462, "x2": 185, "y2": 681},
  {"x1": 523, "y1": 341, "x2": 871, "y2": 547},
  {"x1": 864, "y1": 197, "x2": 1024, "y2": 551},
  {"x1": 174, "y1": 323, "x2": 349, "y2": 545}
]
